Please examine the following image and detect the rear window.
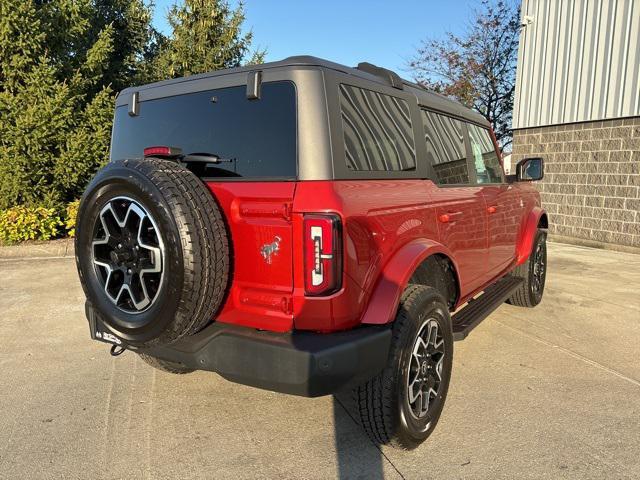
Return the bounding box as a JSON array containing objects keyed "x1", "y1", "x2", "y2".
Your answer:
[
  {"x1": 339, "y1": 84, "x2": 416, "y2": 172},
  {"x1": 110, "y1": 81, "x2": 297, "y2": 178}
]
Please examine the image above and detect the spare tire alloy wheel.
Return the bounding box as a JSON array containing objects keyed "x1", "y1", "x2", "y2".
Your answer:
[
  {"x1": 92, "y1": 197, "x2": 164, "y2": 313},
  {"x1": 76, "y1": 158, "x2": 230, "y2": 348}
]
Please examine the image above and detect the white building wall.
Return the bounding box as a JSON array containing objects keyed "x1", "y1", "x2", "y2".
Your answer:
[{"x1": 513, "y1": 0, "x2": 640, "y2": 129}]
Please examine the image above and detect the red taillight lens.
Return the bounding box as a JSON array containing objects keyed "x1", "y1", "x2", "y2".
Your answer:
[
  {"x1": 304, "y1": 214, "x2": 342, "y2": 296},
  {"x1": 143, "y1": 146, "x2": 183, "y2": 158}
]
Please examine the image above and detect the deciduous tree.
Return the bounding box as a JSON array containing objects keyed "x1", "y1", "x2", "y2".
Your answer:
[{"x1": 408, "y1": 0, "x2": 520, "y2": 149}]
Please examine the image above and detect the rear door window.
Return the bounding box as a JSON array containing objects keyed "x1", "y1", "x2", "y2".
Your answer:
[
  {"x1": 110, "y1": 81, "x2": 297, "y2": 178},
  {"x1": 339, "y1": 84, "x2": 416, "y2": 172},
  {"x1": 421, "y1": 110, "x2": 470, "y2": 185},
  {"x1": 467, "y1": 124, "x2": 503, "y2": 184}
]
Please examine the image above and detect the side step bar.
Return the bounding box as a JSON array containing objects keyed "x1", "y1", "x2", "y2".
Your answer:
[{"x1": 451, "y1": 276, "x2": 524, "y2": 341}]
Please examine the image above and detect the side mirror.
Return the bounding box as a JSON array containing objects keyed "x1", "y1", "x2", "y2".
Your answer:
[{"x1": 516, "y1": 157, "x2": 544, "y2": 182}]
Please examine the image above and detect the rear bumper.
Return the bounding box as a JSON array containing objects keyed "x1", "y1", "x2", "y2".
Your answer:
[{"x1": 91, "y1": 310, "x2": 391, "y2": 397}]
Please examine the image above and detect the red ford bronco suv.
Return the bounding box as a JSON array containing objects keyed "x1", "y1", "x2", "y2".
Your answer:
[{"x1": 75, "y1": 56, "x2": 547, "y2": 450}]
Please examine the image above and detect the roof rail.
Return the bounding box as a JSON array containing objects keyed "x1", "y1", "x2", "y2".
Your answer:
[{"x1": 356, "y1": 62, "x2": 404, "y2": 90}]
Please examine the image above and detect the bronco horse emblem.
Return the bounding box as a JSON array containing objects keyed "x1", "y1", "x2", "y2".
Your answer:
[{"x1": 260, "y1": 236, "x2": 281, "y2": 264}]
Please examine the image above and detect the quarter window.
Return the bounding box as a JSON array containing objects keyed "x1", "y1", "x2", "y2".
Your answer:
[
  {"x1": 339, "y1": 84, "x2": 416, "y2": 172},
  {"x1": 421, "y1": 110, "x2": 469, "y2": 185},
  {"x1": 468, "y1": 124, "x2": 503, "y2": 183}
]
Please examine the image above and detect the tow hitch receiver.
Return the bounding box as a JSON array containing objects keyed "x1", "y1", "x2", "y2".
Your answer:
[{"x1": 110, "y1": 344, "x2": 126, "y2": 356}]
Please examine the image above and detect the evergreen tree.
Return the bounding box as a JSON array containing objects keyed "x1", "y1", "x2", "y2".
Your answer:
[
  {"x1": 0, "y1": 0, "x2": 264, "y2": 210},
  {"x1": 0, "y1": 0, "x2": 153, "y2": 209},
  {"x1": 150, "y1": 0, "x2": 265, "y2": 80}
]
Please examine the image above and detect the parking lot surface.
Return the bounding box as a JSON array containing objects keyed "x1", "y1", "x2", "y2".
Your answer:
[{"x1": 1, "y1": 242, "x2": 639, "y2": 479}]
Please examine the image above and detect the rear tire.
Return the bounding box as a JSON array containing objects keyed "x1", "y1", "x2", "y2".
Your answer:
[
  {"x1": 354, "y1": 285, "x2": 453, "y2": 450},
  {"x1": 508, "y1": 229, "x2": 547, "y2": 307},
  {"x1": 138, "y1": 354, "x2": 194, "y2": 374}
]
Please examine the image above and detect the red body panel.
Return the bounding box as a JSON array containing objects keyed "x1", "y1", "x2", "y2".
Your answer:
[
  {"x1": 206, "y1": 182, "x2": 297, "y2": 332},
  {"x1": 428, "y1": 184, "x2": 488, "y2": 294},
  {"x1": 516, "y1": 202, "x2": 547, "y2": 265},
  {"x1": 206, "y1": 177, "x2": 544, "y2": 333}
]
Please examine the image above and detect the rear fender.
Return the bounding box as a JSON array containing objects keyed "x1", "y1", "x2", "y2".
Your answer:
[
  {"x1": 361, "y1": 239, "x2": 460, "y2": 326},
  {"x1": 516, "y1": 207, "x2": 548, "y2": 265}
]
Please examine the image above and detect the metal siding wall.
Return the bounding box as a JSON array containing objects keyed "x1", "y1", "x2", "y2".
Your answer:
[{"x1": 513, "y1": 0, "x2": 640, "y2": 129}]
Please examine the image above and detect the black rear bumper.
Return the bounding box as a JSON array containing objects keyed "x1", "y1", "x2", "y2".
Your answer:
[{"x1": 90, "y1": 310, "x2": 391, "y2": 397}]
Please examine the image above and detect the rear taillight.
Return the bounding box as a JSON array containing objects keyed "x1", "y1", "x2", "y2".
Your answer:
[{"x1": 304, "y1": 214, "x2": 342, "y2": 296}]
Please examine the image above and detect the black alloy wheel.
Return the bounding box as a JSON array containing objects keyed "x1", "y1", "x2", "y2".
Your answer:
[{"x1": 406, "y1": 318, "x2": 446, "y2": 419}]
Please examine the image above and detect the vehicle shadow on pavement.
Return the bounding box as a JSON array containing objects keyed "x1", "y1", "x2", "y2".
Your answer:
[{"x1": 332, "y1": 393, "x2": 385, "y2": 480}]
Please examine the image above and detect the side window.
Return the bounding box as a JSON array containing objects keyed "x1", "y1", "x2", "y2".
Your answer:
[
  {"x1": 468, "y1": 124, "x2": 503, "y2": 184},
  {"x1": 339, "y1": 84, "x2": 416, "y2": 172},
  {"x1": 421, "y1": 110, "x2": 469, "y2": 185}
]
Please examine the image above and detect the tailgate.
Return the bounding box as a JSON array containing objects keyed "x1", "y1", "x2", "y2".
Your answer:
[{"x1": 206, "y1": 181, "x2": 297, "y2": 332}]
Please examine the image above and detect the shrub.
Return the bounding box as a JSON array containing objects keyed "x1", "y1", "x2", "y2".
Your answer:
[
  {"x1": 65, "y1": 199, "x2": 80, "y2": 237},
  {"x1": 0, "y1": 206, "x2": 62, "y2": 244}
]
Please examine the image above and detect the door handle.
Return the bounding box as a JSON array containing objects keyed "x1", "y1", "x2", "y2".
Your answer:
[
  {"x1": 438, "y1": 211, "x2": 463, "y2": 223},
  {"x1": 487, "y1": 206, "x2": 497, "y2": 214}
]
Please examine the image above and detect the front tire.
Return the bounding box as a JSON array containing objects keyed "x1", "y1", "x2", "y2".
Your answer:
[
  {"x1": 508, "y1": 229, "x2": 547, "y2": 307},
  {"x1": 354, "y1": 285, "x2": 453, "y2": 450}
]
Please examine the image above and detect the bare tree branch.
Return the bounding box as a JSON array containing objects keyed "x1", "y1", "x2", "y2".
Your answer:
[{"x1": 408, "y1": 0, "x2": 520, "y2": 150}]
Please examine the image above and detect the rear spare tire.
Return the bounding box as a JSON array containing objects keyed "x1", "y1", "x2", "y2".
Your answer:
[{"x1": 75, "y1": 158, "x2": 230, "y2": 347}]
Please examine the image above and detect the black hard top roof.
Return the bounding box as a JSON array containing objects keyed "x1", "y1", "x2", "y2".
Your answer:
[{"x1": 121, "y1": 55, "x2": 488, "y2": 126}]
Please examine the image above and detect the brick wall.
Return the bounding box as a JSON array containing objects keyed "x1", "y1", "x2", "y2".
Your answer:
[
  {"x1": 433, "y1": 158, "x2": 468, "y2": 184},
  {"x1": 512, "y1": 117, "x2": 640, "y2": 250}
]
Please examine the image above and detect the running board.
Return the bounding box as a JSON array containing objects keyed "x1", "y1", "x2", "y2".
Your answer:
[{"x1": 451, "y1": 276, "x2": 523, "y2": 341}]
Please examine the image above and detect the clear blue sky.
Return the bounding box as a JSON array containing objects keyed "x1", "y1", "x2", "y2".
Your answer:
[{"x1": 152, "y1": 0, "x2": 479, "y2": 75}]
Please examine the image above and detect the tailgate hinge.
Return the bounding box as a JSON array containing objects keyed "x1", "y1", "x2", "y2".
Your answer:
[{"x1": 282, "y1": 202, "x2": 293, "y2": 221}]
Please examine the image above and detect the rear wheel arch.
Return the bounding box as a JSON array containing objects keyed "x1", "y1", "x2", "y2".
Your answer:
[
  {"x1": 361, "y1": 240, "x2": 460, "y2": 325},
  {"x1": 409, "y1": 254, "x2": 459, "y2": 311}
]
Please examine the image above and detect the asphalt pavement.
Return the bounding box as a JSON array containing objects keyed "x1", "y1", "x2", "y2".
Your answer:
[{"x1": 0, "y1": 242, "x2": 639, "y2": 479}]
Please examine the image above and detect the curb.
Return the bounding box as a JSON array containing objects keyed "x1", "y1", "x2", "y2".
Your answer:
[
  {"x1": 548, "y1": 234, "x2": 640, "y2": 256},
  {"x1": 0, "y1": 238, "x2": 75, "y2": 260}
]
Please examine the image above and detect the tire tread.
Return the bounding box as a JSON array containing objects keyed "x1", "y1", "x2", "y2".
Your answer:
[{"x1": 354, "y1": 284, "x2": 446, "y2": 450}]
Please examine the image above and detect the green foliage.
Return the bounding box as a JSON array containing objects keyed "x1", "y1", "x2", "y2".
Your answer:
[
  {"x1": 0, "y1": 0, "x2": 150, "y2": 210},
  {"x1": 148, "y1": 0, "x2": 265, "y2": 81},
  {"x1": 0, "y1": 205, "x2": 62, "y2": 244},
  {"x1": 0, "y1": 0, "x2": 264, "y2": 217},
  {"x1": 65, "y1": 199, "x2": 80, "y2": 237},
  {"x1": 408, "y1": 0, "x2": 520, "y2": 149}
]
